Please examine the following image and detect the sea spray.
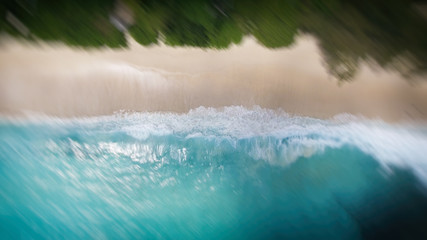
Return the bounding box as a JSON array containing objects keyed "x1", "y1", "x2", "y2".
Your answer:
[{"x1": 1, "y1": 106, "x2": 427, "y2": 239}]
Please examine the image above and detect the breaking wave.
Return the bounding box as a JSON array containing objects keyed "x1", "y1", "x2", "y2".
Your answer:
[{"x1": 1, "y1": 106, "x2": 427, "y2": 239}]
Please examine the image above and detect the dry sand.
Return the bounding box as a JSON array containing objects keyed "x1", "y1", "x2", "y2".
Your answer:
[{"x1": 1, "y1": 35, "x2": 426, "y2": 122}]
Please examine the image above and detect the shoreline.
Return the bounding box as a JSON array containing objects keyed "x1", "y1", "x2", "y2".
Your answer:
[
  {"x1": 1, "y1": 107, "x2": 426, "y2": 128},
  {"x1": 1, "y1": 36, "x2": 427, "y2": 122}
]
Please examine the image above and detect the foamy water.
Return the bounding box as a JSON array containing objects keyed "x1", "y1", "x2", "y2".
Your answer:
[{"x1": 1, "y1": 107, "x2": 427, "y2": 239}]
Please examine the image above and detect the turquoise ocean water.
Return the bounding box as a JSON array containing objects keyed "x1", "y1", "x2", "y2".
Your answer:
[{"x1": 1, "y1": 106, "x2": 427, "y2": 239}]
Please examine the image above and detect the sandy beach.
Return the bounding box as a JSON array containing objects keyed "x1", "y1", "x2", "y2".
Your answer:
[{"x1": 1, "y1": 35, "x2": 426, "y2": 122}]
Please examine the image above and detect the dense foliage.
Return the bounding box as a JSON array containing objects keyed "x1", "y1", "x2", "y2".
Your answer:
[{"x1": 1, "y1": 0, "x2": 426, "y2": 80}]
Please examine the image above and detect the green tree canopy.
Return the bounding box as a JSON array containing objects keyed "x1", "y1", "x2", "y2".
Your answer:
[{"x1": 1, "y1": 0, "x2": 426, "y2": 81}]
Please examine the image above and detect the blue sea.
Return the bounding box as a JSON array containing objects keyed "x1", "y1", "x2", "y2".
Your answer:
[{"x1": 1, "y1": 106, "x2": 427, "y2": 239}]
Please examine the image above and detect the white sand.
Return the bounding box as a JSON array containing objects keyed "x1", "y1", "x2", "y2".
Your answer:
[{"x1": 0, "y1": 35, "x2": 426, "y2": 121}]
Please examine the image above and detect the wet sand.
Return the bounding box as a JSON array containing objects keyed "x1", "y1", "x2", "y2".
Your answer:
[{"x1": 1, "y1": 35, "x2": 426, "y2": 122}]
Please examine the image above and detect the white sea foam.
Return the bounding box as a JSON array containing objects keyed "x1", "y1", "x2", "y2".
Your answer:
[
  {"x1": 109, "y1": 106, "x2": 427, "y2": 183},
  {"x1": 2, "y1": 106, "x2": 427, "y2": 182}
]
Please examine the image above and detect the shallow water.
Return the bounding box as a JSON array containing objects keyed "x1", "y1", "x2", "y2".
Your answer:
[{"x1": 1, "y1": 107, "x2": 427, "y2": 239}]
